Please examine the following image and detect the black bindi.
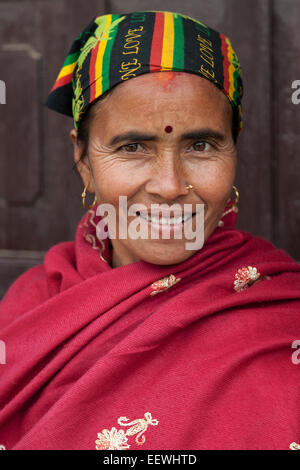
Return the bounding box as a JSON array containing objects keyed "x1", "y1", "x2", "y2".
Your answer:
[{"x1": 164, "y1": 125, "x2": 173, "y2": 134}]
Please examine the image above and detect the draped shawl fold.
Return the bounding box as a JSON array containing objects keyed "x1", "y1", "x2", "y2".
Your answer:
[{"x1": 0, "y1": 207, "x2": 300, "y2": 450}]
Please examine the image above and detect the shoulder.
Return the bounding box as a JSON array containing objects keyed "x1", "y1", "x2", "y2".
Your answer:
[
  {"x1": 224, "y1": 228, "x2": 300, "y2": 296},
  {"x1": 236, "y1": 228, "x2": 298, "y2": 265},
  {"x1": 0, "y1": 263, "x2": 48, "y2": 329},
  {"x1": 0, "y1": 240, "x2": 76, "y2": 329},
  {"x1": 218, "y1": 226, "x2": 299, "y2": 264},
  {"x1": 206, "y1": 226, "x2": 300, "y2": 291}
]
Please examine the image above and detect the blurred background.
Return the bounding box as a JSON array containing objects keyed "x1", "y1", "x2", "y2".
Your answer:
[{"x1": 0, "y1": 0, "x2": 299, "y2": 298}]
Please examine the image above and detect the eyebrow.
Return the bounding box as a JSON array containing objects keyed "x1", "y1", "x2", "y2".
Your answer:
[
  {"x1": 109, "y1": 132, "x2": 158, "y2": 146},
  {"x1": 108, "y1": 128, "x2": 226, "y2": 146},
  {"x1": 181, "y1": 129, "x2": 226, "y2": 142}
]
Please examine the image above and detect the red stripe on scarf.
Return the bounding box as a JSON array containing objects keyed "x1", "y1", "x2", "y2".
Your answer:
[
  {"x1": 220, "y1": 34, "x2": 230, "y2": 95},
  {"x1": 89, "y1": 42, "x2": 100, "y2": 102},
  {"x1": 150, "y1": 12, "x2": 165, "y2": 72},
  {"x1": 50, "y1": 73, "x2": 73, "y2": 92}
]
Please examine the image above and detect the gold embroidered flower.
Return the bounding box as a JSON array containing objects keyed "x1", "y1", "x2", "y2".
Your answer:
[
  {"x1": 95, "y1": 427, "x2": 130, "y2": 450},
  {"x1": 95, "y1": 412, "x2": 159, "y2": 449},
  {"x1": 118, "y1": 412, "x2": 159, "y2": 445},
  {"x1": 233, "y1": 266, "x2": 261, "y2": 292},
  {"x1": 150, "y1": 274, "x2": 181, "y2": 296}
]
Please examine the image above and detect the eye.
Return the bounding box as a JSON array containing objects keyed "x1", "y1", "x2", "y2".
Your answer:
[
  {"x1": 120, "y1": 143, "x2": 141, "y2": 153},
  {"x1": 192, "y1": 141, "x2": 212, "y2": 152}
]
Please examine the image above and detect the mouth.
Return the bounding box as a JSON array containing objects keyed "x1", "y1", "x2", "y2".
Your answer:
[{"x1": 136, "y1": 211, "x2": 195, "y2": 226}]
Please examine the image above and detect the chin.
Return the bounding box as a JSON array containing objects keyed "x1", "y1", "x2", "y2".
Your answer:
[{"x1": 136, "y1": 245, "x2": 198, "y2": 266}]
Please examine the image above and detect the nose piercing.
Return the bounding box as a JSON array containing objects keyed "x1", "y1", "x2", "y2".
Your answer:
[{"x1": 185, "y1": 184, "x2": 193, "y2": 190}]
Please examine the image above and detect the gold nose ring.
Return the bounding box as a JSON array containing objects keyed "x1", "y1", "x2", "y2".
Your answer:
[{"x1": 185, "y1": 184, "x2": 194, "y2": 190}]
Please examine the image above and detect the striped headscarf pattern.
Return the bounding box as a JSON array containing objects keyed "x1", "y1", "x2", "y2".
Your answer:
[{"x1": 46, "y1": 11, "x2": 243, "y2": 137}]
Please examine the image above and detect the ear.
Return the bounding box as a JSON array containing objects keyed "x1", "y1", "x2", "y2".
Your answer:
[{"x1": 69, "y1": 129, "x2": 95, "y2": 193}]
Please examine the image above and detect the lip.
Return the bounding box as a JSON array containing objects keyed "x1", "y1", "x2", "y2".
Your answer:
[
  {"x1": 137, "y1": 209, "x2": 194, "y2": 218},
  {"x1": 137, "y1": 212, "x2": 196, "y2": 236}
]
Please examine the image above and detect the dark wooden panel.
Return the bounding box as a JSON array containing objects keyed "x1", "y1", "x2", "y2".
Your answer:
[
  {"x1": 273, "y1": 0, "x2": 300, "y2": 260},
  {"x1": 230, "y1": 0, "x2": 273, "y2": 241},
  {"x1": 0, "y1": 0, "x2": 53, "y2": 251},
  {"x1": 0, "y1": 45, "x2": 42, "y2": 204},
  {"x1": 109, "y1": 0, "x2": 230, "y2": 31},
  {"x1": 0, "y1": 0, "x2": 107, "y2": 294},
  {"x1": 36, "y1": 0, "x2": 107, "y2": 247},
  {"x1": 0, "y1": 0, "x2": 106, "y2": 252}
]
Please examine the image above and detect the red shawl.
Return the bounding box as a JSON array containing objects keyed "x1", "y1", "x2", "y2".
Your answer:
[{"x1": 0, "y1": 206, "x2": 300, "y2": 450}]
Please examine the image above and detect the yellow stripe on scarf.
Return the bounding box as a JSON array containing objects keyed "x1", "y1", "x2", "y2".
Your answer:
[
  {"x1": 57, "y1": 62, "x2": 76, "y2": 80},
  {"x1": 95, "y1": 15, "x2": 112, "y2": 97},
  {"x1": 225, "y1": 38, "x2": 235, "y2": 101},
  {"x1": 161, "y1": 12, "x2": 174, "y2": 70}
]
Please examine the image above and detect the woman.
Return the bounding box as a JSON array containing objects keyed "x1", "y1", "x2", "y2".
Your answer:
[{"x1": 0, "y1": 11, "x2": 299, "y2": 451}]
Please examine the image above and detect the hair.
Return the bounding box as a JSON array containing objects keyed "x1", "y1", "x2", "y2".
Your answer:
[
  {"x1": 232, "y1": 109, "x2": 239, "y2": 143},
  {"x1": 72, "y1": 90, "x2": 112, "y2": 173}
]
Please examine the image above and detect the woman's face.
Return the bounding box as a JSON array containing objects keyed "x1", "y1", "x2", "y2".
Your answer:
[{"x1": 71, "y1": 72, "x2": 237, "y2": 267}]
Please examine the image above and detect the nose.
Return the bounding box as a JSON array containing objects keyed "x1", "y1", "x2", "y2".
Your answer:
[{"x1": 145, "y1": 153, "x2": 189, "y2": 201}]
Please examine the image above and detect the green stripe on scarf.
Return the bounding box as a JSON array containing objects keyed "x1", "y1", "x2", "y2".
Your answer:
[
  {"x1": 101, "y1": 14, "x2": 121, "y2": 93},
  {"x1": 173, "y1": 15, "x2": 184, "y2": 69}
]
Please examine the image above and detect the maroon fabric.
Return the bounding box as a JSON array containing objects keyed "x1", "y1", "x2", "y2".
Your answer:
[{"x1": 0, "y1": 206, "x2": 300, "y2": 450}]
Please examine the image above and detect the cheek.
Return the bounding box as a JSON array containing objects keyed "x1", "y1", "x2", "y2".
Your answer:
[
  {"x1": 90, "y1": 158, "x2": 142, "y2": 202},
  {"x1": 191, "y1": 158, "x2": 236, "y2": 203}
]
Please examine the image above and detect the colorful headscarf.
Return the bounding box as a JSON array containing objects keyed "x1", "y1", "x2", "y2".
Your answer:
[{"x1": 46, "y1": 11, "x2": 243, "y2": 137}]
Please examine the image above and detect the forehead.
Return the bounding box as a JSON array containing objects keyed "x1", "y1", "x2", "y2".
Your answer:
[
  {"x1": 106, "y1": 71, "x2": 229, "y2": 104},
  {"x1": 90, "y1": 72, "x2": 232, "y2": 133}
]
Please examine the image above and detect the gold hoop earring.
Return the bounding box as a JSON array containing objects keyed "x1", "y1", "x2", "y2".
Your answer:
[
  {"x1": 233, "y1": 185, "x2": 239, "y2": 206},
  {"x1": 218, "y1": 185, "x2": 239, "y2": 227},
  {"x1": 81, "y1": 185, "x2": 97, "y2": 209}
]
